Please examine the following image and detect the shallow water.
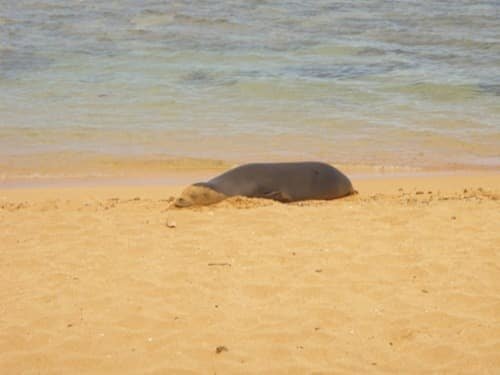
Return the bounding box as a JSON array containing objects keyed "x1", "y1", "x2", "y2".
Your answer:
[{"x1": 1, "y1": 0, "x2": 499, "y2": 179}]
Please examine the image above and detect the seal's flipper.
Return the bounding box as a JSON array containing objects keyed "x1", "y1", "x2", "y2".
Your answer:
[{"x1": 262, "y1": 191, "x2": 292, "y2": 202}]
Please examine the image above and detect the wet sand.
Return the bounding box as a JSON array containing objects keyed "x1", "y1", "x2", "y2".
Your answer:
[{"x1": 1, "y1": 173, "x2": 499, "y2": 374}]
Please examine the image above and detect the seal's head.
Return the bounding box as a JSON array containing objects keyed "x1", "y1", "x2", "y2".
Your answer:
[{"x1": 174, "y1": 184, "x2": 227, "y2": 208}]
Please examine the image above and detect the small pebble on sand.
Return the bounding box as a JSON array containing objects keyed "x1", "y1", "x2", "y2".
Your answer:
[{"x1": 216, "y1": 346, "x2": 228, "y2": 354}]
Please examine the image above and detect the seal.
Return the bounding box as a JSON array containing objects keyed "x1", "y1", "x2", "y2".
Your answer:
[{"x1": 174, "y1": 162, "x2": 354, "y2": 207}]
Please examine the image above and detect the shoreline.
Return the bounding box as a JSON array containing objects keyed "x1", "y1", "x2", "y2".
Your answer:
[
  {"x1": 1, "y1": 163, "x2": 499, "y2": 190},
  {"x1": 2, "y1": 149, "x2": 499, "y2": 189},
  {"x1": 2, "y1": 171, "x2": 499, "y2": 199}
]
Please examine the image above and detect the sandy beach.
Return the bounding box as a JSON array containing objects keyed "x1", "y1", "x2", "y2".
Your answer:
[
  {"x1": 1, "y1": 172, "x2": 499, "y2": 374},
  {"x1": 3, "y1": 1, "x2": 499, "y2": 373}
]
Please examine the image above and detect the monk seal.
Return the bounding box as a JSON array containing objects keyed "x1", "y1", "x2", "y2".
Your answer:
[{"x1": 174, "y1": 162, "x2": 354, "y2": 207}]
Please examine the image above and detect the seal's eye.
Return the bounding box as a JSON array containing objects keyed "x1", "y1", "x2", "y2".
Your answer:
[{"x1": 175, "y1": 197, "x2": 187, "y2": 207}]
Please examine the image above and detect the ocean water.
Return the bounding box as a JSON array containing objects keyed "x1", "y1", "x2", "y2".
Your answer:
[{"x1": 1, "y1": 0, "x2": 499, "y2": 179}]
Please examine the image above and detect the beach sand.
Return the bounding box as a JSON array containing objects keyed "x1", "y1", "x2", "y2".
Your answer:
[{"x1": 1, "y1": 173, "x2": 499, "y2": 374}]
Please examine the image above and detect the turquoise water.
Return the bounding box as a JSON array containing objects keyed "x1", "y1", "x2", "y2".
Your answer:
[{"x1": 1, "y1": 0, "x2": 499, "y2": 176}]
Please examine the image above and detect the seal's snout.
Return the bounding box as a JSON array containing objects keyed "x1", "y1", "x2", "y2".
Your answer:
[{"x1": 175, "y1": 185, "x2": 227, "y2": 207}]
